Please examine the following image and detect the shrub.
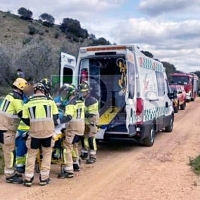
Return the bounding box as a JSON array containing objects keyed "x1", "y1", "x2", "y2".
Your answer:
[
  {"x1": 38, "y1": 30, "x2": 45, "y2": 36},
  {"x1": 22, "y1": 36, "x2": 33, "y2": 45},
  {"x1": 189, "y1": 156, "x2": 200, "y2": 175},
  {"x1": 54, "y1": 31, "x2": 60, "y2": 39},
  {"x1": 28, "y1": 25, "x2": 38, "y2": 35}
]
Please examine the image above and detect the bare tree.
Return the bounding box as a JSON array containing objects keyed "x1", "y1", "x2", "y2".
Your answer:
[
  {"x1": 15, "y1": 38, "x2": 55, "y2": 82},
  {"x1": 0, "y1": 46, "x2": 15, "y2": 86}
]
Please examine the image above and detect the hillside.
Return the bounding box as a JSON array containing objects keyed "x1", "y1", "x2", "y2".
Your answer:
[{"x1": 0, "y1": 10, "x2": 91, "y2": 56}]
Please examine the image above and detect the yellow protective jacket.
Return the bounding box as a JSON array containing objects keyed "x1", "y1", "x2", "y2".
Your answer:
[
  {"x1": 22, "y1": 94, "x2": 58, "y2": 138},
  {"x1": 84, "y1": 95, "x2": 99, "y2": 125},
  {"x1": 0, "y1": 92, "x2": 23, "y2": 131},
  {"x1": 59, "y1": 96, "x2": 85, "y2": 136}
]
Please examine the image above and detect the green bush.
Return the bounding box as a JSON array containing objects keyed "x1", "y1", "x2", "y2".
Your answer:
[
  {"x1": 189, "y1": 155, "x2": 200, "y2": 175},
  {"x1": 28, "y1": 25, "x2": 38, "y2": 35},
  {"x1": 54, "y1": 31, "x2": 60, "y2": 39}
]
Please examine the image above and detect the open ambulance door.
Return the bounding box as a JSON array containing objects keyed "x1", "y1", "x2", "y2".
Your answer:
[
  {"x1": 60, "y1": 52, "x2": 76, "y2": 87},
  {"x1": 125, "y1": 49, "x2": 137, "y2": 137}
]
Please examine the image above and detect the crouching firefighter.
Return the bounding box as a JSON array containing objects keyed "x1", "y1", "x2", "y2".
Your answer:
[
  {"x1": 55, "y1": 84, "x2": 85, "y2": 179},
  {"x1": 79, "y1": 81, "x2": 99, "y2": 164},
  {"x1": 0, "y1": 78, "x2": 28, "y2": 184},
  {"x1": 21, "y1": 82, "x2": 58, "y2": 187}
]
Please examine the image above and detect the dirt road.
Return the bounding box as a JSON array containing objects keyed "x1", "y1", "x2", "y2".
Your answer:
[{"x1": 1, "y1": 99, "x2": 200, "y2": 200}]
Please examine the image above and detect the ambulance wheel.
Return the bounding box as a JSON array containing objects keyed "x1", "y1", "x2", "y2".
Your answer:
[
  {"x1": 35, "y1": 162, "x2": 40, "y2": 173},
  {"x1": 165, "y1": 117, "x2": 174, "y2": 132},
  {"x1": 180, "y1": 102, "x2": 186, "y2": 110},
  {"x1": 143, "y1": 125, "x2": 155, "y2": 147}
]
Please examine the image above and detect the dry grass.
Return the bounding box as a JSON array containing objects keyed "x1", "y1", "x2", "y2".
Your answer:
[{"x1": 0, "y1": 10, "x2": 91, "y2": 55}]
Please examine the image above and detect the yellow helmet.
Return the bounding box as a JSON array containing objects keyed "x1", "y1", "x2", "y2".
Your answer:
[
  {"x1": 13, "y1": 78, "x2": 28, "y2": 91},
  {"x1": 79, "y1": 81, "x2": 90, "y2": 92}
]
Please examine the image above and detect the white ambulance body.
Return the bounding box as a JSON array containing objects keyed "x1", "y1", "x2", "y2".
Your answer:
[{"x1": 60, "y1": 45, "x2": 175, "y2": 146}]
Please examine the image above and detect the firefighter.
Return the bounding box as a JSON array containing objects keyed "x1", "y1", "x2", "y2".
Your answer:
[
  {"x1": 54, "y1": 85, "x2": 69, "y2": 111},
  {"x1": 22, "y1": 82, "x2": 58, "y2": 187},
  {"x1": 15, "y1": 83, "x2": 34, "y2": 174},
  {"x1": 0, "y1": 78, "x2": 28, "y2": 184},
  {"x1": 79, "y1": 81, "x2": 99, "y2": 164},
  {"x1": 55, "y1": 84, "x2": 85, "y2": 178},
  {"x1": 39, "y1": 78, "x2": 52, "y2": 98}
]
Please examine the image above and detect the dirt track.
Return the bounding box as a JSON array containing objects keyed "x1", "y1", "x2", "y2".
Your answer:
[{"x1": 1, "y1": 99, "x2": 200, "y2": 200}]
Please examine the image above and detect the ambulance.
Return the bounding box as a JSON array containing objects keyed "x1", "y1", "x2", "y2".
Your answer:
[{"x1": 59, "y1": 45, "x2": 175, "y2": 146}]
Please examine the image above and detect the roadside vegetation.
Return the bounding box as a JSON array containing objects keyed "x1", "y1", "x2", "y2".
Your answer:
[{"x1": 189, "y1": 156, "x2": 200, "y2": 175}]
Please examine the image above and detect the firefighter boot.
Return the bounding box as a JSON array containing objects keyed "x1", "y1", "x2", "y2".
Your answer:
[
  {"x1": 80, "y1": 150, "x2": 88, "y2": 160},
  {"x1": 73, "y1": 158, "x2": 81, "y2": 172},
  {"x1": 6, "y1": 173, "x2": 23, "y2": 184},
  {"x1": 86, "y1": 157, "x2": 96, "y2": 164},
  {"x1": 24, "y1": 177, "x2": 34, "y2": 187}
]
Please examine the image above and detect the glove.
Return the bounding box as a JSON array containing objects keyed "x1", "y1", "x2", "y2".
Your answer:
[
  {"x1": 22, "y1": 131, "x2": 29, "y2": 140},
  {"x1": 61, "y1": 128, "x2": 66, "y2": 133}
]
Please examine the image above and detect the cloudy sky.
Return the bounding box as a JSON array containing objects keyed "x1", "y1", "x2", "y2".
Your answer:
[{"x1": 1, "y1": 0, "x2": 200, "y2": 72}]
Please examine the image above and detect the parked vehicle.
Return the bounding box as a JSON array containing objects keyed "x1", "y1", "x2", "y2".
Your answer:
[
  {"x1": 169, "y1": 84, "x2": 186, "y2": 113},
  {"x1": 170, "y1": 72, "x2": 198, "y2": 102},
  {"x1": 60, "y1": 45, "x2": 175, "y2": 147}
]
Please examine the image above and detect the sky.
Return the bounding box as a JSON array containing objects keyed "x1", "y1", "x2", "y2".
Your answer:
[{"x1": 1, "y1": 0, "x2": 200, "y2": 72}]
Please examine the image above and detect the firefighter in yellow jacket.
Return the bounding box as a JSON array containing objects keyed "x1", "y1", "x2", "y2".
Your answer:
[
  {"x1": 0, "y1": 78, "x2": 28, "y2": 184},
  {"x1": 22, "y1": 82, "x2": 58, "y2": 187},
  {"x1": 79, "y1": 81, "x2": 99, "y2": 164},
  {"x1": 55, "y1": 84, "x2": 85, "y2": 178}
]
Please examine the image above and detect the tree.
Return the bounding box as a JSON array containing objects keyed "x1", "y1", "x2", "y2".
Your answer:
[
  {"x1": 0, "y1": 46, "x2": 15, "y2": 86},
  {"x1": 39, "y1": 13, "x2": 55, "y2": 27},
  {"x1": 141, "y1": 50, "x2": 154, "y2": 58},
  {"x1": 18, "y1": 7, "x2": 33, "y2": 20},
  {"x1": 91, "y1": 37, "x2": 111, "y2": 46},
  {"x1": 88, "y1": 34, "x2": 96, "y2": 40},
  {"x1": 60, "y1": 18, "x2": 88, "y2": 39},
  {"x1": 15, "y1": 38, "x2": 55, "y2": 81},
  {"x1": 162, "y1": 61, "x2": 176, "y2": 80}
]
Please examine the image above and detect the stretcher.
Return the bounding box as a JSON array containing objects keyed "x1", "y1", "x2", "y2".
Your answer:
[{"x1": 35, "y1": 124, "x2": 66, "y2": 173}]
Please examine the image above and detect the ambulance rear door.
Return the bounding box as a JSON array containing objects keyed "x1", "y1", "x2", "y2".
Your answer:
[
  {"x1": 60, "y1": 52, "x2": 77, "y2": 87},
  {"x1": 125, "y1": 49, "x2": 137, "y2": 137}
]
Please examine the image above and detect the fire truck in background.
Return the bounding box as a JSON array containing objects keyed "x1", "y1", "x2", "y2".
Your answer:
[{"x1": 170, "y1": 72, "x2": 198, "y2": 102}]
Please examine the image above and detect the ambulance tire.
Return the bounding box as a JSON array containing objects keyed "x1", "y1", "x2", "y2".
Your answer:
[
  {"x1": 165, "y1": 116, "x2": 174, "y2": 132},
  {"x1": 143, "y1": 125, "x2": 155, "y2": 147},
  {"x1": 180, "y1": 101, "x2": 186, "y2": 110},
  {"x1": 174, "y1": 106, "x2": 179, "y2": 113}
]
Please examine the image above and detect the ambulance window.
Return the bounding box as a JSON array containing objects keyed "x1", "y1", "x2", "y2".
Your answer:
[
  {"x1": 127, "y1": 61, "x2": 135, "y2": 98},
  {"x1": 63, "y1": 68, "x2": 73, "y2": 84},
  {"x1": 156, "y1": 72, "x2": 165, "y2": 96}
]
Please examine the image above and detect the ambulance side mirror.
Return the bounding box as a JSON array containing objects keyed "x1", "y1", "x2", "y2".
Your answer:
[{"x1": 168, "y1": 90, "x2": 177, "y2": 99}]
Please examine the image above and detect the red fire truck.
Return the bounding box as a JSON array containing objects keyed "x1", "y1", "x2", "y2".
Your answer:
[{"x1": 170, "y1": 72, "x2": 198, "y2": 102}]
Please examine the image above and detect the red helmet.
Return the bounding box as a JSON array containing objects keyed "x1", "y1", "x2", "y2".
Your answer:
[{"x1": 81, "y1": 69, "x2": 88, "y2": 82}]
